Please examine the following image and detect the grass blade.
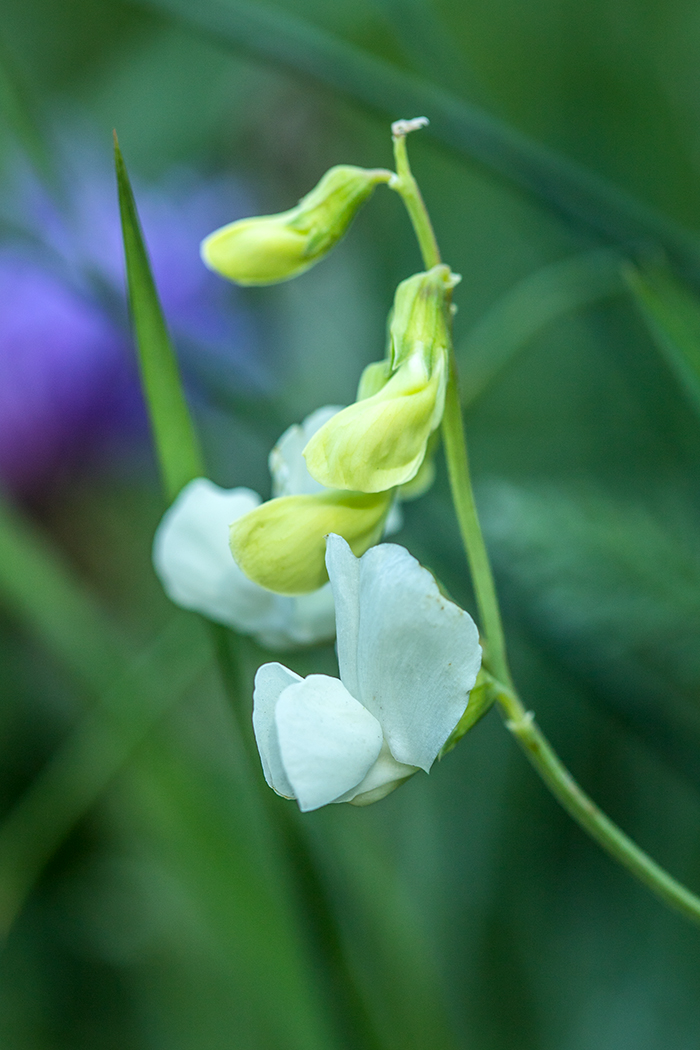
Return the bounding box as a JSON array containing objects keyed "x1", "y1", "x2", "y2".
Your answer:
[
  {"x1": 131, "y1": 0, "x2": 700, "y2": 283},
  {"x1": 625, "y1": 263, "x2": 700, "y2": 418},
  {"x1": 114, "y1": 134, "x2": 205, "y2": 501},
  {"x1": 0, "y1": 494, "x2": 340, "y2": 1050},
  {"x1": 0, "y1": 490, "x2": 123, "y2": 694},
  {"x1": 459, "y1": 249, "x2": 624, "y2": 407},
  {"x1": 0, "y1": 615, "x2": 210, "y2": 937}
]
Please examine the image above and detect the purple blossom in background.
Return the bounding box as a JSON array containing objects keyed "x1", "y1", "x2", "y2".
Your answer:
[{"x1": 0, "y1": 145, "x2": 262, "y2": 496}]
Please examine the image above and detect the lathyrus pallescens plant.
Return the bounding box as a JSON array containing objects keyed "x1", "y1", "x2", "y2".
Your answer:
[{"x1": 137, "y1": 115, "x2": 700, "y2": 916}]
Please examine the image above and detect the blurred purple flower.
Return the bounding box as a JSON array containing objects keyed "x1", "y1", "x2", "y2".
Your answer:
[{"x1": 0, "y1": 147, "x2": 261, "y2": 496}]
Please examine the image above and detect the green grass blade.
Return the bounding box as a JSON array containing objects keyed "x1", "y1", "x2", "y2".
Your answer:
[
  {"x1": 0, "y1": 614, "x2": 210, "y2": 937},
  {"x1": 0, "y1": 490, "x2": 124, "y2": 694},
  {"x1": 114, "y1": 135, "x2": 205, "y2": 501},
  {"x1": 131, "y1": 0, "x2": 700, "y2": 282},
  {"x1": 625, "y1": 263, "x2": 700, "y2": 417},
  {"x1": 0, "y1": 496, "x2": 339, "y2": 1050},
  {"x1": 459, "y1": 249, "x2": 624, "y2": 407}
]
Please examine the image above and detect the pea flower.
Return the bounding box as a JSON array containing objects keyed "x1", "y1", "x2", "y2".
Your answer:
[
  {"x1": 253, "y1": 534, "x2": 482, "y2": 810},
  {"x1": 201, "y1": 165, "x2": 390, "y2": 286},
  {"x1": 302, "y1": 265, "x2": 459, "y2": 493},
  {"x1": 153, "y1": 407, "x2": 344, "y2": 648}
]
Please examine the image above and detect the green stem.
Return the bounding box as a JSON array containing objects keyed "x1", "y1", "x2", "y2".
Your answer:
[
  {"x1": 495, "y1": 680, "x2": 700, "y2": 926},
  {"x1": 393, "y1": 122, "x2": 700, "y2": 928},
  {"x1": 390, "y1": 121, "x2": 442, "y2": 270},
  {"x1": 441, "y1": 362, "x2": 511, "y2": 685}
]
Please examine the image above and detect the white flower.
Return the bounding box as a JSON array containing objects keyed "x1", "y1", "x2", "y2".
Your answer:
[
  {"x1": 253, "y1": 534, "x2": 482, "y2": 810},
  {"x1": 152, "y1": 406, "x2": 343, "y2": 649}
]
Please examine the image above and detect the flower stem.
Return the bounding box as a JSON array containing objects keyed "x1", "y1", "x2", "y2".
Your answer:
[
  {"x1": 389, "y1": 120, "x2": 442, "y2": 270},
  {"x1": 392, "y1": 119, "x2": 700, "y2": 928},
  {"x1": 494, "y1": 678, "x2": 700, "y2": 926},
  {"x1": 441, "y1": 361, "x2": 512, "y2": 686}
]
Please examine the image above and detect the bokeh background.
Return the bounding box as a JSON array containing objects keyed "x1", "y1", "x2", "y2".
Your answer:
[{"x1": 2, "y1": 0, "x2": 700, "y2": 1047}]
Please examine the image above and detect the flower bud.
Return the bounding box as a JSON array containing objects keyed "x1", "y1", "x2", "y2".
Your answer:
[
  {"x1": 201, "y1": 166, "x2": 389, "y2": 286},
  {"x1": 229, "y1": 489, "x2": 392, "y2": 595},
  {"x1": 303, "y1": 265, "x2": 458, "y2": 493}
]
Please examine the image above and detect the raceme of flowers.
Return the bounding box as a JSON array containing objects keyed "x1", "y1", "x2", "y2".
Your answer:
[{"x1": 153, "y1": 151, "x2": 483, "y2": 808}]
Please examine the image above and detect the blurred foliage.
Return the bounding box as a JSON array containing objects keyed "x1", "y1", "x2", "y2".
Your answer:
[{"x1": 2, "y1": 1, "x2": 700, "y2": 1049}]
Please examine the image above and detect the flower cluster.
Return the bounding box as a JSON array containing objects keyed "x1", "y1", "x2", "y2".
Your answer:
[{"x1": 154, "y1": 146, "x2": 482, "y2": 808}]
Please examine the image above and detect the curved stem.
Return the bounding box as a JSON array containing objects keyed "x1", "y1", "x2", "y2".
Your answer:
[
  {"x1": 393, "y1": 123, "x2": 700, "y2": 928},
  {"x1": 441, "y1": 360, "x2": 512, "y2": 686},
  {"x1": 389, "y1": 123, "x2": 442, "y2": 270},
  {"x1": 494, "y1": 679, "x2": 700, "y2": 926}
]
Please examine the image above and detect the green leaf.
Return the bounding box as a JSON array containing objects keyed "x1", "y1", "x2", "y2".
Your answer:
[
  {"x1": 130, "y1": 0, "x2": 700, "y2": 282},
  {"x1": 625, "y1": 263, "x2": 700, "y2": 418},
  {"x1": 114, "y1": 134, "x2": 205, "y2": 501},
  {"x1": 458, "y1": 249, "x2": 624, "y2": 407}
]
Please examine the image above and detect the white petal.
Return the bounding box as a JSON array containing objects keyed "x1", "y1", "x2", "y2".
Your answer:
[
  {"x1": 325, "y1": 533, "x2": 362, "y2": 701},
  {"x1": 336, "y1": 540, "x2": 482, "y2": 772},
  {"x1": 286, "y1": 584, "x2": 337, "y2": 645},
  {"x1": 153, "y1": 479, "x2": 280, "y2": 631},
  {"x1": 269, "y1": 405, "x2": 344, "y2": 497},
  {"x1": 275, "y1": 675, "x2": 383, "y2": 812},
  {"x1": 253, "y1": 586, "x2": 336, "y2": 650},
  {"x1": 338, "y1": 740, "x2": 418, "y2": 806},
  {"x1": 252, "y1": 662, "x2": 302, "y2": 798}
]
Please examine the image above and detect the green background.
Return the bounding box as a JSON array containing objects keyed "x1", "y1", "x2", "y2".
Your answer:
[{"x1": 1, "y1": 1, "x2": 700, "y2": 1047}]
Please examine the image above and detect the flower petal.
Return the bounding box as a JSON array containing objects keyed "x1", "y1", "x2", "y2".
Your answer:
[
  {"x1": 252, "y1": 662, "x2": 302, "y2": 798},
  {"x1": 229, "y1": 489, "x2": 391, "y2": 594},
  {"x1": 340, "y1": 740, "x2": 418, "y2": 806},
  {"x1": 275, "y1": 674, "x2": 383, "y2": 812},
  {"x1": 269, "y1": 405, "x2": 343, "y2": 497},
  {"x1": 328, "y1": 536, "x2": 482, "y2": 772},
  {"x1": 302, "y1": 352, "x2": 446, "y2": 493},
  {"x1": 153, "y1": 478, "x2": 278, "y2": 629},
  {"x1": 324, "y1": 532, "x2": 362, "y2": 700}
]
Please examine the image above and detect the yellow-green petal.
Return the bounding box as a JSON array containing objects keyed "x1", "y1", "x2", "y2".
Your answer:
[
  {"x1": 229, "y1": 490, "x2": 391, "y2": 595},
  {"x1": 303, "y1": 351, "x2": 446, "y2": 492},
  {"x1": 201, "y1": 165, "x2": 389, "y2": 286}
]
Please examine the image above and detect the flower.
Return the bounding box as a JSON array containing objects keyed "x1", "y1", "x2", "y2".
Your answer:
[
  {"x1": 253, "y1": 534, "x2": 482, "y2": 810},
  {"x1": 201, "y1": 165, "x2": 389, "y2": 285},
  {"x1": 229, "y1": 488, "x2": 392, "y2": 595},
  {"x1": 152, "y1": 406, "x2": 344, "y2": 648},
  {"x1": 302, "y1": 265, "x2": 458, "y2": 493}
]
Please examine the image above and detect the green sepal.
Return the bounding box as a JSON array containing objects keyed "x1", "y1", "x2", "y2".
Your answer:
[{"x1": 439, "y1": 668, "x2": 497, "y2": 758}]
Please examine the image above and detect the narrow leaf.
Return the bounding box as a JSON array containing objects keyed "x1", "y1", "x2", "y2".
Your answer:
[
  {"x1": 0, "y1": 615, "x2": 210, "y2": 937},
  {"x1": 114, "y1": 134, "x2": 205, "y2": 501},
  {"x1": 625, "y1": 263, "x2": 700, "y2": 417},
  {"x1": 459, "y1": 249, "x2": 624, "y2": 407},
  {"x1": 0, "y1": 490, "x2": 123, "y2": 694},
  {"x1": 131, "y1": 0, "x2": 700, "y2": 284}
]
